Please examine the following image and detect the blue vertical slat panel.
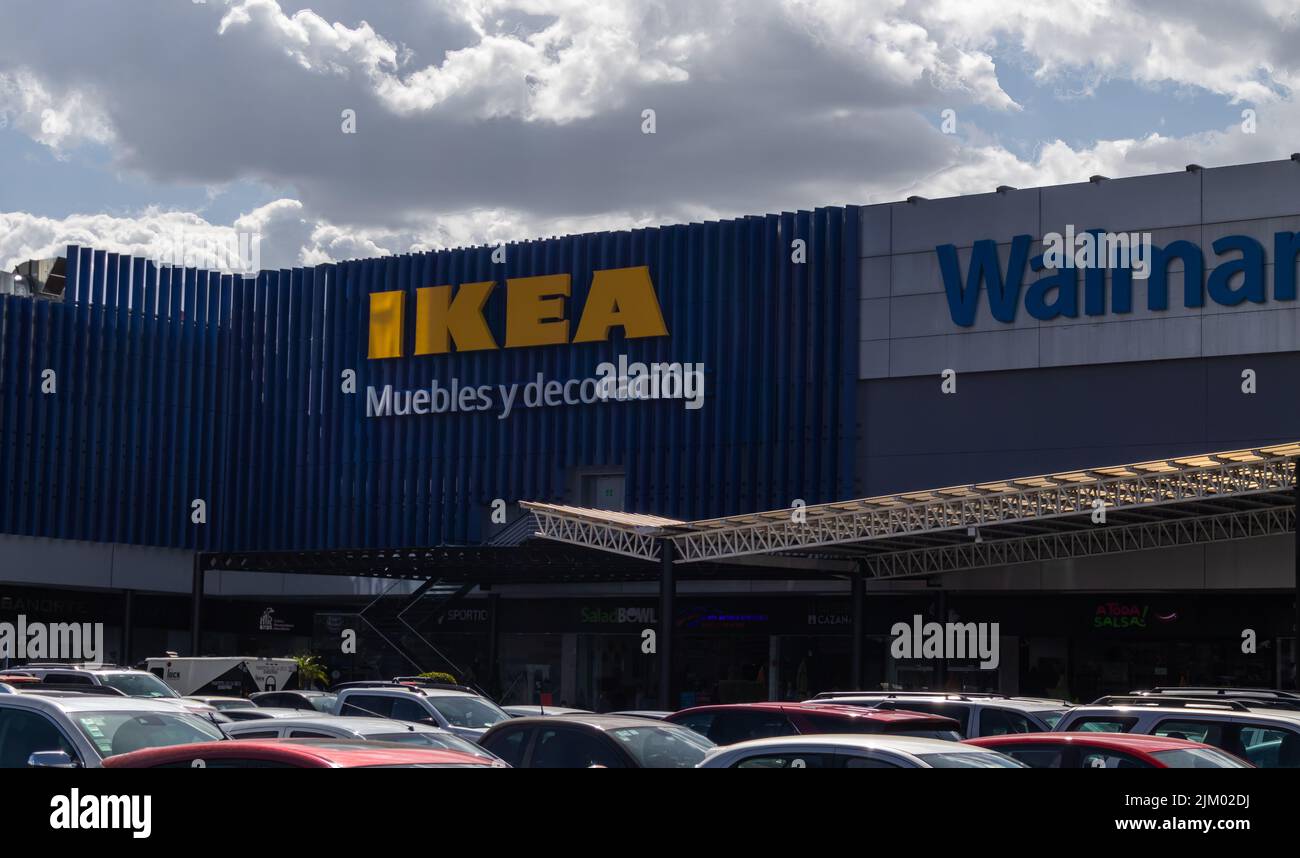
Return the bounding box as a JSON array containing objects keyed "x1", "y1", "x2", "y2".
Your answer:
[{"x1": 0, "y1": 209, "x2": 858, "y2": 550}]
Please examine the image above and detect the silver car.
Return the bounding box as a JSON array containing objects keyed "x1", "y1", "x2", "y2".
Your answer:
[
  {"x1": 698, "y1": 734, "x2": 1027, "y2": 768},
  {"x1": 0, "y1": 692, "x2": 226, "y2": 768},
  {"x1": 221, "y1": 715, "x2": 501, "y2": 760}
]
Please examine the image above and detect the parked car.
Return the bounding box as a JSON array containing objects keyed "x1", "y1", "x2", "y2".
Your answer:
[
  {"x1": 102, "y1": 738, "x2": 507, "y2": 768},
  {"x1": 331, "y1": 682, "x2": 510, "y2": 740},
  {"x1": 249, "y1": 690, "x2": 338, "y2": 713},
  {"x1": 8, "y1": 664, "x2": 219, "y2": 717},
  {"x1": 966, "y1": 732, "x2": 1252, "y2": 768},
  {"x1": 666, "y1": 702, "x2": 962, "y2": 745},
  {"x1": 606, "y1": 710, "x2": 672, "y2": 720},
  {"x1": 808, "y1": 692, "x2": 1069, "y2": 737},
  {"x1": 0, "y1": 692, "x2": 226, "y2": 768},
  {"x1": 698, "y1": 734, "x2": 1027, "y2": 768},
  {"x1": 220, "y1": 715, "x2": 499, "y2": 760},
  {"x1": 1125, "y1": 686, "x2": 1300, "y2": 712},
  {"x1": 1054, "y1": 695, "x2": 1300, "y2": 768},
  {"x1": 480, "y1": 714, "x2": 715, "y2": 768},
  {"x1": 503, "y1": 705, "x2": 592, "y2": 717},
  {"x1": 219, "y1": 707, "x2": 313, "y2": 722},
  {"x1": 184, "y1": 696, "x2": 258, "y2": 712}
]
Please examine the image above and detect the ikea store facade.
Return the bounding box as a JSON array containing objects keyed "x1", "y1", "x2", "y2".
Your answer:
[{"x1": 3, "y1": 157, "x2": 1300, "y2": 707}]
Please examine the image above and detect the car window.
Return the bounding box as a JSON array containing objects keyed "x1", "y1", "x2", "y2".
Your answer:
[
  {"x1": 340, "y1": 695, "x2": 393, "y2": 718},
  {"x1": 977, "y1": 708, "x2": 1038, "y2": 737},
  {"x1": 44, "y1": 673, "x2": 94, "y2": 685},
  {"x1": 710, "y1": 711, "x2": 796, "y2": 745},
  {"x1": 1150, "y1": 748, "x2": 1251, "y2": 768},
  {"x1": 672, "y1": 711, "x2": 716, "y2": 738},
  {"x1": 1236, "y1": 725, "x2": 1300, "y2": 768},
  {"x1": 286, "y1": 730, "x2": 336, "y2": 739},
  {"x1": 256, "y1": 694, "x2": 289, "y2": 708},
  {"x1": 734, "y1": 752, "x2": 830, "y2": 768},
  {"x1": 390, "y1": 698, "x2": 433, "y2": 723},
  {"x1": 309, "y1": 695, "x2": 337, "y2": 713},
  {"x1": 98, "y1": 673, "x2": 179, "y2": 698},
  {"x1": 878, "y1": 702, "x2": 970, "y2": 733},
  {"x1": 996, "y1": 746, "x2": 1063, "y2": 768},
  {"x1": 1069, "y1": 717, "x2": 1135, "y2": 733},
  {"x1": 607, "y1": 726, "x2": 714, "y2": 768},
  {"x1": 841, "y1": 755, "x2": 903, "y2": 768},
  {"x1": 233, "y1": 730, "x2": 281, "y2": 739},
  {"x1": 918, "y1": 752, "x2": 1026, "y2": 768},
  {"x1": 530, "y1": 728, "x2": 626, "y2": 768},
  {"x1": 1152, "y1": 719, "x2": 1222, "y2": 746},
  {"x1": 1078, "y1": 749, "x2": 1151, "y2": 769},
  {"x1": 482, "y1": 727, "x2": 531, "y2": 767},
  {"x1": 427, "y1": 696, "x2": 510, "y2": 729},
  {"x1": 71, "y1": 711, "x2": 224, "y2": 758},
  {"x1": 0, "y1": 708, "x2": 78, "y2": 767}
]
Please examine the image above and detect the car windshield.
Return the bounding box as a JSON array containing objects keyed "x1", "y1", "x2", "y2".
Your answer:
[
  {"x1": 309, "y1": 695, "x2": 337, "y2": 713},
  {"x1": 1150, "y1": 748, "x2": 1251, "y2": 768},
  {"x1": 372, "y1": 731, "x2": 493, "y2": 757},
  {"x1": 891, "y1": 729, "x2": 963, "y2": 741},
  {"x1": 428, "y1": 697, "x2": 510, "y2": 729},
  {"x1": 73, "y1": 711, "x2": 225, "y2": 758},
  {"x1": 918, "y1": 751, "x2": 1027, "y2": 768},
  {"x1": 98, "y1": 673, "x2": 180, "y2": 698},
  {"x1": 1038, "y1": 710, "x2": 1066, "y2": 729},
  {"x1": 608, "y1": 726, "x2": 715, "y2": 768}
]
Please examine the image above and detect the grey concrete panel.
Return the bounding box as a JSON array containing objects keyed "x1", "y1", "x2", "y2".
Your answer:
[
  {"x1": 859, "y1": 203, "x2": 892, "y2": 257},
  {"x1": 859, "y1": 256, "x2": 890, "y2": 299},
  {"x1": 858, "y1": 338, "x2": 889, "y2": 378},
  {"x1": 1040, "y1": 170, "x2": 1202, "y2": 236},
  {"x1": 860, "y1": 296, "x2": 890, "y2": 341},
  {"x1": 1201, "y1": 306, "x2": 1300, "y2": 355},
  {"x1": 1203, "y1": 159, "x2": 1300, "y2": 222},
  {"x1": 888, "y1": 328, "x2": 1039, "y2": 376},
  {"x1": 890, "y1": 188, "x2": 1039, "y2": 254},
  {"x1": 1038, "y1": 316, "x2": 1202, "y2": 366}
]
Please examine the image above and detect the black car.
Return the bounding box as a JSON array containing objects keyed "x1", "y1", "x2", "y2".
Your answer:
[
  {"x1": 479, "y1": 715, "x2": 715, "y2": 768},
  {"x1": 249, "y1": 690, "x2": 337, "y2": 713}
]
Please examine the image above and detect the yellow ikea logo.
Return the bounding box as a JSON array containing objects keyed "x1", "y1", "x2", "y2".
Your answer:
[{"x1": 368, "y1": 265, "x2": 668, "y2": 359}]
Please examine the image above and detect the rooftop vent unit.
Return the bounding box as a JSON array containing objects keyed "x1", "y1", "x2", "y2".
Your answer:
[{"x1": 10, "y1": 257, "x2": 68, "y2": 301}]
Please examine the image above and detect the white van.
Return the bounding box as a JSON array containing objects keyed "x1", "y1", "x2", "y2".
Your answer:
[{"x1": 145, "y1": 656, "x2": 299, "y2": 697}]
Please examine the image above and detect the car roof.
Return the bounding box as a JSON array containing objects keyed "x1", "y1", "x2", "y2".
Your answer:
[
  {"x1": 497, "y1": 714, "x2": 684, "y2": 731},
  {"x1": 338, "y1": 686, "x2": 476, "y2": 698},
  {"x1": 4, "y1": 694, "x2": 202, "y2": 713},
  {"x1": 1066, "y1": 703, "x2": 1300, "y2": 725},
  {"x1": 814, "y1": 694, "x2": 1066, "y2": 712},
  {"x1": 225, "y1": 716, "x2": 447, "y2": 735},
  {"x1": 707, "y1": 734, "x2": 990, "y2": 755},
  {"x1": 672, "y1": 702, "x2": 957, "y2": 723},
  {"x1": 231, "y1": 707, "x2": 309, "y2": 718},
  {"x1": 967, "y1": 732, "x2": 1216, "y2": 753},
  {"x1": 102, "y1": 739, "x2": 499, "y2": 768},
  {"x1": 251, "y1": 690, "x2": 332, "y2": 697}
]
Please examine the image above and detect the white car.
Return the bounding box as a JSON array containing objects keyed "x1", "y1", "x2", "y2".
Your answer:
[
  {"x1": 220, "y1": 715, "x2": 501, "y2": 760},
  {"x1": 697, "y1": 734, "x2": 1028, "y2": 768},
  {"x1": 332, "y1": 682, "x2": 511, "y2": 741},
  {"x1": 7, "y1": 664, "x2": 220, "y2": 717},
  {"x1": 219, "y1": 707, "x2": 313, "y2": 722},
  {"x1": 0, "y1": 692, "x2": 226, "y2": 768}
]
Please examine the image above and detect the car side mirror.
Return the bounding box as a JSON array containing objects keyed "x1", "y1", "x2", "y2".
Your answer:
[{"x1": 28, "y1": 750, "x2": 79, "y2": 768}]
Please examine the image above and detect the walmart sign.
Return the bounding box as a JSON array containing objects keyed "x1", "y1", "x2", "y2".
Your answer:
[{"x1": 939, "y1": 231, "x2": 1300, "y2": 327}]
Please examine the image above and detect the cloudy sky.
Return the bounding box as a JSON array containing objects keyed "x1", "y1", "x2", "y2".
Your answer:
[{"x1": 1, "y1": 0, "x2": 1298, "y2": 271}]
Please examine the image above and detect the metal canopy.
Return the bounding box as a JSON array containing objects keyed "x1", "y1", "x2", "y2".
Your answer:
[
  {"x1": 522, "y1": 442, "x2": 1300, "y2": 577},
  {"x1": 196, "y1": 541, "x2": 844, "y2": 584}
]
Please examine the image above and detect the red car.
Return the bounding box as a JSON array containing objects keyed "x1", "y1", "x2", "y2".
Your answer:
[
  {"x1": 964, "y1": 733, "x2": 1252, "y2": 768},
  {"x1": 102, "y1": 738, "x2": 508, "y2": 768},
  {"x1": 666, "y1": 702, "x2": 962, "y2": 745}
]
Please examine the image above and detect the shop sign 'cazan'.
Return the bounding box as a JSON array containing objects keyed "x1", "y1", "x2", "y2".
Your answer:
[{"x1": 367, "y1": 265, "x2": 668, "y2": 359}]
